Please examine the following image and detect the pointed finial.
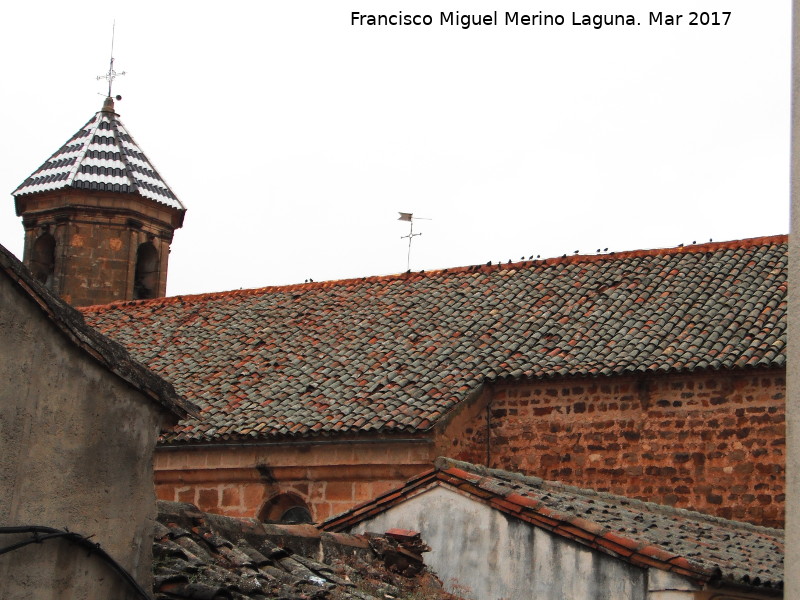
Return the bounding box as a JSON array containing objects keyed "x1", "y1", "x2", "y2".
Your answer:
[
  {"x1": 97, "y1": 20, "x2": 126, "y2": 98},
  {"x1": 101, "y1": 96, "x2": 116, "y2": 113}
]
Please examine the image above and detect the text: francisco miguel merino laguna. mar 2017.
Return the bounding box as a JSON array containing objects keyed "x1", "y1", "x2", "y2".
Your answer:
[{"x1": 350, "y1": 10, "x2": 733, "y2": 30}]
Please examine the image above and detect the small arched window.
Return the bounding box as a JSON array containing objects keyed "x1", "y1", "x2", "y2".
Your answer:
[
  {"x1": 133, "y1": 242, "x2": 159, "y2": 300},
  {"x1": 30, "y1": 233, "x2": 56, "y2": 288},
  {"x1": 259, "y1": 493, "x2": 313, "y2": 524}
]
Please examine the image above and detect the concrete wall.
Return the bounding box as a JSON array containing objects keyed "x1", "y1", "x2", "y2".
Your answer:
[
  {"x1": 0, "y1": 272, "x2": 165, "y2": 599},
  {"x1": 351, "y1": 485, "x2": 665, "y2": 600},
  {"x1": 445, "y1": 370, "x2": 786, "y2": 527}
]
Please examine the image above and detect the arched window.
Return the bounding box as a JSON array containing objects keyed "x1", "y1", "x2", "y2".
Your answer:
[
  {"x1": 30, "y1": 233, "x2": 56, "y2": 288},
  {"x1": 259, "y1": 493, "x2": 313, "y2": 524},
  {"x1": 133, "y1": 242, "x2": 159, "y2": 300}
]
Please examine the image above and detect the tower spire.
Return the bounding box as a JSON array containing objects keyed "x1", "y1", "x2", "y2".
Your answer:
[
  {"x1": 97, "y1": 20, "x2": 126, "y2": 98},
  {"x1": 14, "y1": 56, "x2": 185, "y2": 306}
]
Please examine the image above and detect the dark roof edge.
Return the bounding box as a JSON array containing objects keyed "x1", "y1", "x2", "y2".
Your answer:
[
  {"x1": 157, "y1": 433, "x2": 434, "y2": 449},
  {"x1": 320, "y1": 468, "x2": 439, "y2": 533},
  {"x1": 80, "y1": 234, "x2": 788, "y2": 313},
  {"x1": 432, "y1": 459, "x2": 783, "y2": 590},
  {"x1": 0, "y1": 242, "x2": 198, "y2": 420},
  {"x1": 434, "y1": 458, "x2": 783, "y2": 536}
]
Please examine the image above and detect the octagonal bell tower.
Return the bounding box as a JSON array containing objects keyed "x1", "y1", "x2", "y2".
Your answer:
[{"x1": 13, "y1": 96, "x2": 185, "y2": 307}]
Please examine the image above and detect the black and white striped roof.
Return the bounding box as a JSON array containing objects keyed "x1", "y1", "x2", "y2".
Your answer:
[{"x1": 13, "y1": 97, "x2": 184, "y2": 211}]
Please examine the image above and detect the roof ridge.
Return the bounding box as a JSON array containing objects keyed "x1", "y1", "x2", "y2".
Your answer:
[
  {"x1": 435, "y1": 457, "x2": 784, "y2": 536},
  {"x1": 116, "y1": 116, "x2": 185, "y2": 209},
  {"x1": 80, "y1": 234, "x2": 788, "y2": 313},
  {"x1": 109, "y1": 111, "x2": 137, "y2": 195},
  {"x1": 66, "y1": 114, "x2": 96, "y2": 187}
]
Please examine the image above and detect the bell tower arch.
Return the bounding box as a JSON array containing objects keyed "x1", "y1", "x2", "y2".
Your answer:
[{"x1": 13, "y1": 97, "x2": 185, "y2": 307}]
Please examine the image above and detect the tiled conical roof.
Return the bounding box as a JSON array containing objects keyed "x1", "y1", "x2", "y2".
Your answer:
[{"x1": 13, "y1": 97, "x2": 184, "y2": 211}]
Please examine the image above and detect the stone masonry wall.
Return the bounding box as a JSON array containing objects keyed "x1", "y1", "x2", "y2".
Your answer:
[
  {"x1": 154, "y1": 440, "x2": 436, "y2": 523},
  {"x1": 446, "y1": 369, "x2": 786, "y2": 528},
  {"x1": 155, "y1": 369, "x2": 786, "y2": 528},
  {"x1": 19, "y1": 191, "x2": 179, "y2": 306}
]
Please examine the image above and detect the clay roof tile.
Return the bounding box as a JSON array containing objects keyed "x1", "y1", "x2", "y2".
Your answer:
[{"x1": 81, "y1": 236, "x2": 787, "y2": 442}]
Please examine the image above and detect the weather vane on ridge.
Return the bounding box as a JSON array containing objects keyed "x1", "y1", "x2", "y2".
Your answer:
[
  {"x1": 97, "y1": 20, "x2": 126, "y2": 98},
  {"x1": 398, "y1": 212, "x2": 431, "y2": 272}
]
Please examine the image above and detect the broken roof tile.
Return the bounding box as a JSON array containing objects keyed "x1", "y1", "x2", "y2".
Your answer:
[{"x1": 154, "y1": 500, "x2": 463, "y2": 600}]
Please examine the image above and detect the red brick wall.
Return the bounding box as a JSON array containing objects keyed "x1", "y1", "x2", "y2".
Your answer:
[
  {"x1": 154, "y1": 369, "x2": 786, "y2": 527},
  {"x1": 447, "y1": 369, "x2": 786, "y2": 528}
]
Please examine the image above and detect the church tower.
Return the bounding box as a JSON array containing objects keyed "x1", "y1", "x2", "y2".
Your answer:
[{"x1": 13, "y1": 96, "x2": 185, "y2": 307}]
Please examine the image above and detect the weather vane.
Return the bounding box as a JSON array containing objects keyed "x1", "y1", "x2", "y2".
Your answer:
[
  {"x1": 97, "y1": 20, "x2": 126, "y2": 97},
  {"x1": 398, "y1": 212, "x2": 431, "y2": 271}
]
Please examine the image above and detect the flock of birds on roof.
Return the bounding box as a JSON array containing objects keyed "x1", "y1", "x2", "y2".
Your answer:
[
  {"x1": 481, "y1": 238, "x2": 715, "y2": 268},
  {"x1": 299, "y1": 238, "x2": 717, "y2": 283}
]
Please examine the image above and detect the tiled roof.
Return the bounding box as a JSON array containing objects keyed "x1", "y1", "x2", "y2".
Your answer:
[
  {"x1": 0, "y1": 241, "x2": 196, "y2": 420},
  {"x1": 80, "y1": 235, "x2": 787, "y2": 443},
  {"x1": 323, "y1": 458, "x2": 784, "y2": 591},
  {"x1": 13, "y1": 97, "x2": 184, "y2": 211},
  {"x1": 154, "y1": 500, "x2": 464, "y2": 599}
]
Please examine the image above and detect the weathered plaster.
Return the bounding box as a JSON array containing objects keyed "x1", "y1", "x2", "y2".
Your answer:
[{"x1": 0, "y1": 271, "x2": 164, "y2": 599}]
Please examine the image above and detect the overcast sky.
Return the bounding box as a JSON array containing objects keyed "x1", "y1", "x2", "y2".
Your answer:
[{"x1": 0, "y1": 1, "x2": 791, "y2": 296}]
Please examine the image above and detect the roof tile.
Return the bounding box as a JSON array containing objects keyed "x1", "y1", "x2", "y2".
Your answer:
[
  {"x1": 81, "y1": 236, "x2": 787, "y2": 442},
  {"x1": 13, "y1": 98, "x2": 184, "y2": 211},
  {"x1": 323, "y1": 457, "x2": 784, "y2": 591}
]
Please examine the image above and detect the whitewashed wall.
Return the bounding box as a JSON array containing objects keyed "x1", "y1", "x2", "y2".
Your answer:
[{"x1": 350, "y1": 486, "x2": 700, "y2": 600}]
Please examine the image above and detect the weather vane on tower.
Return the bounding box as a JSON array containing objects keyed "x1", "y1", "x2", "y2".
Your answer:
[{"x1": 97, "y1": 20, "x2": 125, "y2": 98}]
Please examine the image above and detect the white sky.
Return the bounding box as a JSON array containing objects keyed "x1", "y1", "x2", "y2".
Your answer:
[{"x1": 0, "y1": 1, "x2": 791, "y2": 296}]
